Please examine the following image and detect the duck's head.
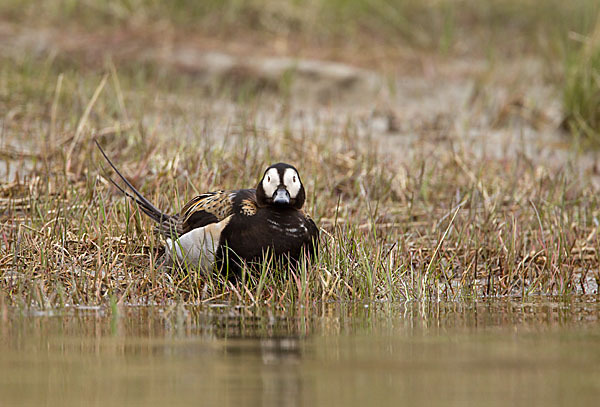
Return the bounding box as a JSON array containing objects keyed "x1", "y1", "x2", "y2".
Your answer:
[{"x1": 256, "y1": 163, "x2": 306, "y2": 209}]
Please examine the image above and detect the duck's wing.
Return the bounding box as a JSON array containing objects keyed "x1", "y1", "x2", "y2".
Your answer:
[
  {"x1": 230, "y1": 189, "x2": 259, "y2": 217},
  {"x1": 178, "y1": 189, "x2": 259, "y2": 233},
  {"x1": 177, "y1": 190, "x2": 237, "y2": 235}
]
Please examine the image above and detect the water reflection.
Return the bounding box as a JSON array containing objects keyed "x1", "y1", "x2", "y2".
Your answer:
[{"x1": 1, "y1": 298, "x2": 600, "y2": 406}]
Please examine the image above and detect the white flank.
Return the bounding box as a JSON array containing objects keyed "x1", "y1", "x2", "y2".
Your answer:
[{"x1": 165, "y1": 215, "x2": 232, "y2": 273}]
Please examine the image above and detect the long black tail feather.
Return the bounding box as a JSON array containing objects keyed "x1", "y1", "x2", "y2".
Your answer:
[{"x1": 95, "y1": 140, "x2": 175, "y2": 232}]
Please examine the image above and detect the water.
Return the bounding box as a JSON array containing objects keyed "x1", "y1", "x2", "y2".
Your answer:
[{"x1": 1, "y1": 299, "x2": 600, "y2": 406}]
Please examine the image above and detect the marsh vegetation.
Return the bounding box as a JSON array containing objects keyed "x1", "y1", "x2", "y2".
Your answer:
[{"x1": 1, "y1": 0, "x2": 600, "y2": 310}]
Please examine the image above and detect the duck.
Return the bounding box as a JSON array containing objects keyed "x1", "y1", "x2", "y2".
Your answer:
[{"x1": 95, "y1": 141, "x2": 319, "y2": 278}]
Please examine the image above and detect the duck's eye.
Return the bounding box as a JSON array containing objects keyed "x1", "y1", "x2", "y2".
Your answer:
[
  {"x1": 267, "y1": 176, "x2": 271, "y2": 183},
  {"x1": 293, "y1": 176, "x2": 297, "y2": 183}
]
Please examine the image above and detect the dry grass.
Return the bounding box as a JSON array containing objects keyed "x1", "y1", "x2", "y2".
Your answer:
[
  {"x1": 2, "y1": 1, "x2": 600, "y2": 310},
  {"x1": 1, "y1": 51, "x2": 600, "y2": 310}
]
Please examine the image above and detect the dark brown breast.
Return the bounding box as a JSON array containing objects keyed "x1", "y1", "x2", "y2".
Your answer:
[{"x1": 215, "y1": 206, "x2": 318, "y2": 276}]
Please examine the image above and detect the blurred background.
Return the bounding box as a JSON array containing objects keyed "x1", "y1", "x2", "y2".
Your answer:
[{"x1": 2, "y1": 0, "x2": 600, "y2": 154}]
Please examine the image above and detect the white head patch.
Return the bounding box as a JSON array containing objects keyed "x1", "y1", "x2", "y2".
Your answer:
[
  {"x1": 283, "y1": 168, "x2": 301, "y2": 198},
  {"x1": 262, "y1": 168, "x2": 280, "y2": 198}
]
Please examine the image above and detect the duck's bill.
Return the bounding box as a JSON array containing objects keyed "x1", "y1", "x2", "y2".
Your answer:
[{"x1": 273, "y1": 188, "x2": 290, "y2": 204}]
